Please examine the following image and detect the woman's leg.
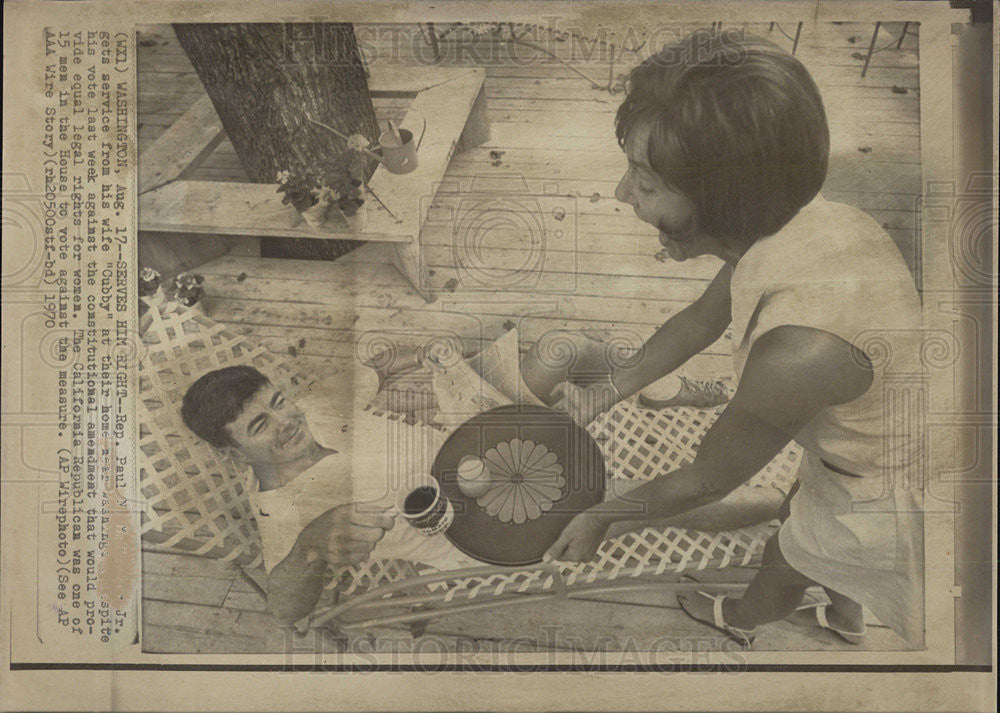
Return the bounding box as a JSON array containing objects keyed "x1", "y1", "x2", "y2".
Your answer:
[
  {"x1": 681, "y1": 532, "x2": 867, "y2": 637},
  {"x1": 679, "y1": 531, "x2": 814, "y2": 632},
  {"x1": 719, "y1": 483, "x2": 864, "y2": 633},
  {"x1": 720, "y1": 532, "x2": 815, "y2": 630}
]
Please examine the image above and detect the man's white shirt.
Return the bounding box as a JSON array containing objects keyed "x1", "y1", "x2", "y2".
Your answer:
[{"x1": 249, "y1": 407, "x2": 479, "y2": 574}]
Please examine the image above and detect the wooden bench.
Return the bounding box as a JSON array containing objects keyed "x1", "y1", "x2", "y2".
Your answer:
[{"x1": 139, "y1": 66, "x2": 490, "y2": 302}]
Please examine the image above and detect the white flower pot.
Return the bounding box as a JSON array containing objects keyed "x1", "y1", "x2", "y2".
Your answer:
[
  {"x1": 340, "y1": 201, "x2": 368, "y2": 232},
  {"x1": 300, "y1": 199, "x2": 331, "y2": 229}
]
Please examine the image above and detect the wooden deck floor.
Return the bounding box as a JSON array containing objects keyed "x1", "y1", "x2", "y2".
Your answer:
[
  {"x1": 142, "y1": 550, "x2": 907, "y2": 654},
  {"x1": 138, "y1": 21, "x2": 920, "y2": 654}
]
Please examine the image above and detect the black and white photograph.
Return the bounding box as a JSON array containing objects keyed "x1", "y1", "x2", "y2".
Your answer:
[
  {"x1": 137, "y1": 16, "x2": 937, "y2": 655},
  {"x1": 1, "y1": 1, "x2": 995, "y2": 710}
]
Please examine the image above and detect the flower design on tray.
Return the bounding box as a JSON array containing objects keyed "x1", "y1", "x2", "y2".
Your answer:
[{"x1": 477, "y1": 438, "x2": 566, "y2": 524}]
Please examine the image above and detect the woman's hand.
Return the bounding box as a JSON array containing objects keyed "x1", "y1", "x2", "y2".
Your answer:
[
  {"x1": 551, "y1": 380, "x2": 620, "y2": 427},
  {"x1": 543, "y1": 510, "x2": 609, "y2": 563}
]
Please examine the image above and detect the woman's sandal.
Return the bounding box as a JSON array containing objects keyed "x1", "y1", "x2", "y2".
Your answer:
[
  {"x1": 795, "y1": 603, "x2": 867, "y2": 645},
  {"x1": 678, "y1": 591, "x2": 757, "y2": 648}
]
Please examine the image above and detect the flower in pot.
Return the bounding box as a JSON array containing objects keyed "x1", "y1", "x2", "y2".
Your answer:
[
  {"x1": 276, "y1": 170, "x2": 331, "y2": 228},
  {"x1": 335, "y1": 178, "x2": 367, "y2": 230},
  {"x1": 276, "y1": 167, "x2": 368, "y2": 231},
  {"x1": 138, "y1": 266, "x2": 163, "y2": 328},
  {"x1": 169, "y1": 272, "x2": 206, "y2": 307}
]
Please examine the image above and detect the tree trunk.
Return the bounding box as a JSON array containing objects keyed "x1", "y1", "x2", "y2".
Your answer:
[{"x1": 173, "y1": 22, "x2": 378, "y2": 260}]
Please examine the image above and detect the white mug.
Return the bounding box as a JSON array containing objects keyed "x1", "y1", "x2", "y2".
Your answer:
[{"x1": 457, "y1": 456, "x2": 492, "y2": 498}]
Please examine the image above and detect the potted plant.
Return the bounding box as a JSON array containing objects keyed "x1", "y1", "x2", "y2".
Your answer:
[
  {"x1": 275, "y1": 133, "x2": 373, "y2": 231},
  {"x1": 276, "y1": 170, "x2": 369, "y2": 231}
]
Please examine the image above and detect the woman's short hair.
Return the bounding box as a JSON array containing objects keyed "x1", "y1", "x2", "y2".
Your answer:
[
  {"x1": 616, "y1": 29, "x2": 829, "y2": 249},
  {"x1": 181, "y1": 365, "x2": 270, "y2": 448}
]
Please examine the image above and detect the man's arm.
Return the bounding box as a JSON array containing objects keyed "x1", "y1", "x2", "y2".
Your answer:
[
  {"x1": 612, "y1": 264, "x2": 733, "y2": 397},
  {"x1": 265, "y1": 503, "x2": 394, "y2": 625},
  {"x1": 266, "y1": 539, "x2": 333, "y2": 625},
  {"x1": 545, "y1": 324, "x2": 873, "y2": 561}
]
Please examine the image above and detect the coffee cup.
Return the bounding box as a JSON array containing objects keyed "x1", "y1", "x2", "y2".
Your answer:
[{"x1": 396, "y1": 476, "x2": 454, "y2": 536}]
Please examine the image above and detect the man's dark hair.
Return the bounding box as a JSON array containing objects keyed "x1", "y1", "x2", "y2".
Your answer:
[
  {"x1": 615, "y1": 29, "x2": 829, "y2": 251},
  {"x1": 181, "y1": 365, "x2": 270, "y2": 448}
]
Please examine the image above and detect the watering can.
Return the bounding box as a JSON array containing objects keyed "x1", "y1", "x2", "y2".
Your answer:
[
  {"x1": 308, "y1": 116, "x2": 426, "y2": 175},
  {"x1": 376, "y1": 118, "x2": 426, "y2": 174}
]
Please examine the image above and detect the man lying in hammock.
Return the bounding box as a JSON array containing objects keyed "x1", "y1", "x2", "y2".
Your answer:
[{"x1": 181, "y1": 360, "x2": 783, "y2": 626}]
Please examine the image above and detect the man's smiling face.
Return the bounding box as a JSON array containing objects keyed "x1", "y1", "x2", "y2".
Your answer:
[
  {"x1": 223, "y1": 383, "x2": 319, "y2": 467},
  {"x1": 614, "y1": 120, "x2": 718, "y2": 262}
]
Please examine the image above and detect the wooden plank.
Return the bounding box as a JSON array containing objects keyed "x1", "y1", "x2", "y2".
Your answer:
[
  {"x1": 195, "y1": 260, "x2": 732, "y2": 351},
  {"x1": 142, "y1": 549, "x2": 229, "y2": 576},
  {"x1": 457, "y1": 83, "x2": 491, "y2": 151},
  {"x1": 141, "y1": 624, "x2": 274, "y2": 654},
  {"x1": 351, "y1": 44, "x2": 917, "y2": 77},
  {"x1": 477, "y1": 73, "x2": 920, "y2": 102},
  {"x1": 142, "y1": 550, "x2": 240, "y2": 607},
  {"x1": 222, "y1": 580, "x2": 269, "y2": 613},
  {"x1": 444, "y1": 151, "x2": 918, "y2": 189},
  {"x1": 137, "y1": 74, "x2": 205, "y2": 96},
  {"x1": 138, "y1": 100, "x2": 407, "y2": 133},
  {"x1": 197, "y1": 262, "x2": 705, "y2": 330},
  {"x1": 448, "y1": 128, "x2": 920, "y2": 163},
  {"x1": 138, "y1": 232, "x2": 259, "y2": 282},
  {"x1": 134, "y1": 59, "x2": 468, "y2": 97},
  {"x1": 223, "y1": 302, "x2": 659, "y2": 344},
  {"x1": 142, "y1": 599, "x2": 290, "y2": 653},
  {"x1": 412, "y1": 594, "x2": 732, "y2": 651},
  {"x1": 348, "y1": 21, "x2": 914, "y2": 62},
  {"x1": 151, "y1": 87, "x2": 913, "y2": 124},
  {"x1": 197, "y1": 250, "x2": 712, "y2": 300},
  {"x1": 346, "y1": 241, "x2": 716, "y2": 286},
  {"x1": 139, "y1": 180, "x2": 414, "y2": 241},
  {"x1": 250, "y1": 325, "x2": 730, "y2": 367},
  {"x1": 478, "y1": 92, "x2": 920, "y2": 117},
  {"x1": 141, "y1": 597, "x2": 902, "y2": 654},
  {"x1": 478, "y1": 107, "x2": 918, "y2": 134},
  {"x1": 478, "y1": 112, "x2": 919, "y2": 140},
  {"x1": 194, "y1": 252, "x2": 716, "y2": 323},
  {"x1": 199, "y1": 293, "x2": 735, "y2": 366},
  {"x1": 367, "y1": 68, "x2": 487, "y2": 299},
  {"x1": 367, "y1": 64, "x2": 475, "y2": 96}
]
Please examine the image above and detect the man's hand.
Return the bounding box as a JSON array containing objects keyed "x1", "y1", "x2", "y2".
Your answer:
[
  {"x1": 542, "y1": 510, "x2": 609, "y2": 563},
  {"x1": 298, "y1": 502, "x2": 395, "y2": 566},
  {"x1": 266, "y1": 502, "x2": 394, "y2": 625},
  {"x1": 551, "y1": 380, "x2": 619, "y2": 427}
]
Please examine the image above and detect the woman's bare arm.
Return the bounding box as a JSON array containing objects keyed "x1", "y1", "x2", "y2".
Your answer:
[
  {"x1": 604, "y1": 325, "x2": 871, "y2": 520},
  {"x1": 612, "y1": 264, "x2": 733, "y2": 397},
  {"x1": 544, "y1": 325, "x2": 873, "y2": 561}
]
